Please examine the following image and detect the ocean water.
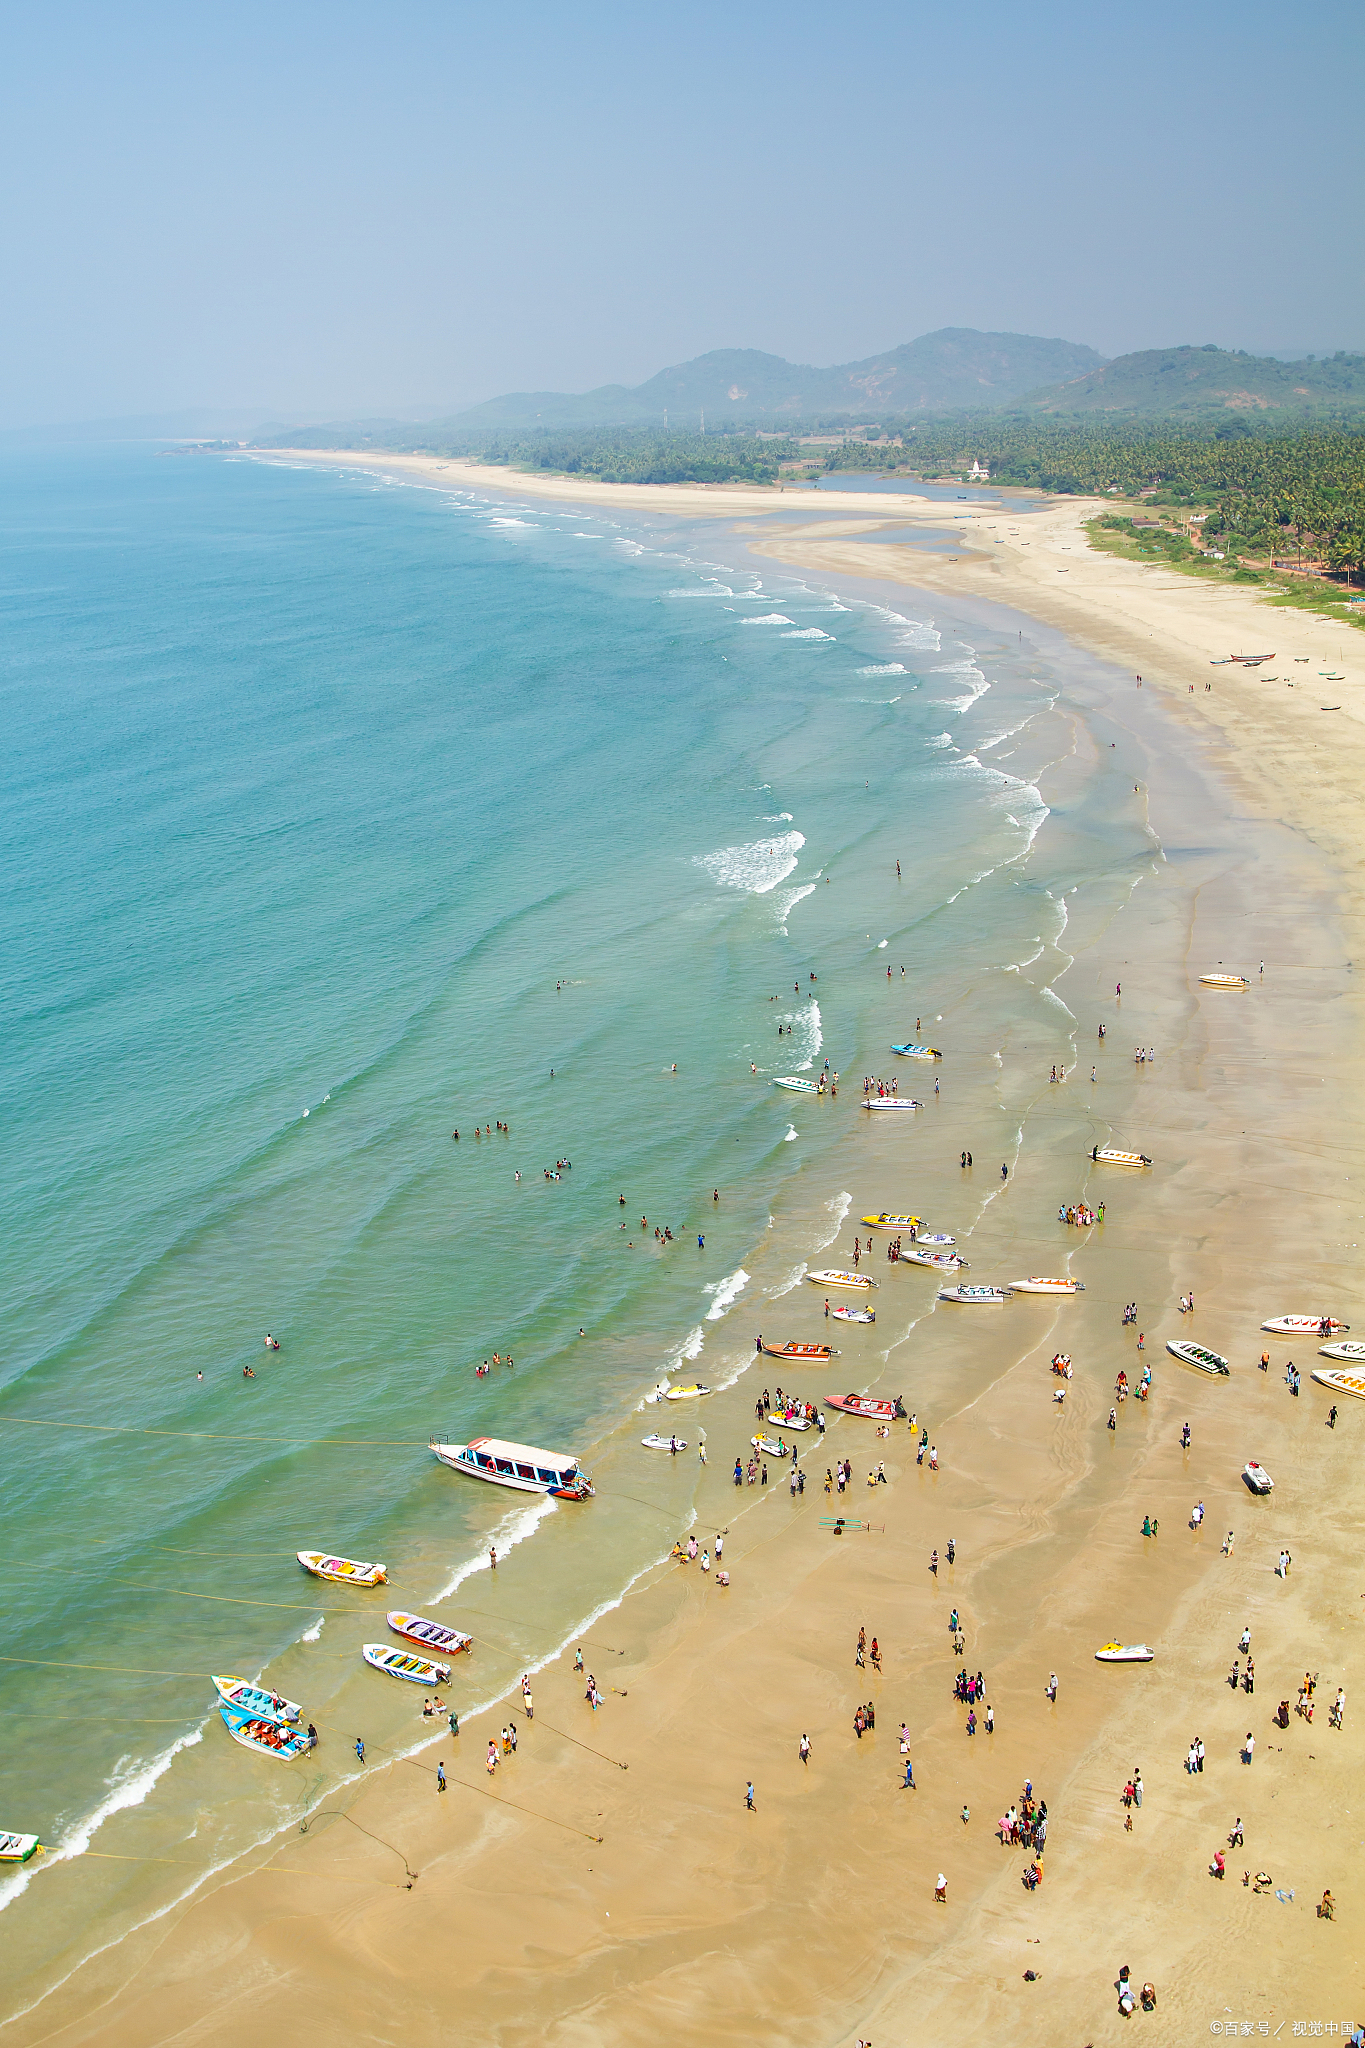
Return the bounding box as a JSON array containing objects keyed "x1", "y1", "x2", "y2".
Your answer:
[{"x1": 0, "y1": 447, "x2": 1154, "y2": 2006}]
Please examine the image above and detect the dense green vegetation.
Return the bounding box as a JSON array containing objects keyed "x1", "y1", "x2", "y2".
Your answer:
[{"x1": 483, "y1": 427, "x2": 800, "y2": 485}]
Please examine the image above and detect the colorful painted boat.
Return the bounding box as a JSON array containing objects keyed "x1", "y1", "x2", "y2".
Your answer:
[
  {"x1": 1095, "y1": 1643, "x2": 1153, "y2": 1663},
  {"x1": 773, "y1": 1076, "x2": 818, "y2": 1093},
  {"x1": 387, "y1": 1612, "x2": 472, "y2": 1657},
  {"x1": 1310, "y1": 1366, "x2": 1365, "y2": 1403},
  {"x1": 1262, "y1": 1316, "x2": 1349, "y2": 1336},
  {"x1": 1167, "y1": 1340, "x2": 1230, "y2": 1376},
  {"x1": 890, "y1": 1043, "x2": 941, "y2": 1059},
  {"x1": 1092, "y1": 1147, "x2": 1151, "y2": 1167},
  {"x1": 219, "y1": 1704, "x2": 315, "y2": 1759},
  {"x1": 862, "y1": 1097, "x2": 922, "y2": 1112},
  {"x1": 862, "y1": 1213, "x2": 922, "y2": 1230},
  {"x1": 938, "y1": 1284, "x2": 1008, "y2": 1304},
  {"x1": 760, "y1": 1340, "x2": 834, "y2": 1360},
  {"x1": 212, "y1": 1675, "x2": 302, "y2": 1723},
  {"x1": 0, "y1": 1832, "x2": 41, "y2": 1864},
  {"x1": 807, "y1": 1269, "x2": 875, "y2": 1291},
  {"x1": 1011, "y1": 1277, "x2": 1084, "y2": 1295},
  {"x1": 1319, "y1": 1341, "x2": 1365, "y2": 1361},
  {"x1": 430, "y1": 1435, "x2": 594, "y2": 1496},
  {"x1": 831, "y1": 1305, "x2": 874, "y2": 1323},
  {"x1": 824, "y1": 1393, "x2": 906, "y2": 1420},
  {"x1": 297, "y1": 1551, "x2": 387, "y2": 1585},
  {"x1": 362, "y1": 1642, "x2": 451, "y2": 1686}
]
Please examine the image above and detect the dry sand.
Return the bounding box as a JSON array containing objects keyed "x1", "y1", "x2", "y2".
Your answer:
[{"x1": 14, "y1": 453, "x2": 1364, "y2": 2047}]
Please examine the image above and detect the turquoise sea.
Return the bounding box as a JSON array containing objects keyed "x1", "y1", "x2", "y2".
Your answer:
[{"x1": 0, "y1": 447, "x2": 1155, "y2": 2003}]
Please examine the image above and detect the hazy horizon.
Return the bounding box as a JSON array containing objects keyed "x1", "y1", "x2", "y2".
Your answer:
[{"x1": 0, "y1": 0, "x2": 1361, "y2": 432}]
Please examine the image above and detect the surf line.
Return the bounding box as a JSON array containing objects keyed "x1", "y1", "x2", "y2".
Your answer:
[{"x1": 0, "y1": 1417, "x2": 427, "y2": 1447}]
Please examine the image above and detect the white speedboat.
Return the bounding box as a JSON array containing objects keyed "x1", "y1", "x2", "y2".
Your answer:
[
  {"x1": 1242, "y1": 1462, "x2": 1274, "y2": 1494},
  {"x1": 1319, "y1": 1341, "x2": 1365, "y2": 1361},
  {"x1": 0, "y1": 1832, "x2": 41, "y2": 1864},
  {"x1": 899, "y1": 1247, "x2": 964, "y2": 1269},
  {"x1": 1011, "y1": 1277, "x2": 1084, "y2": 1295},
  {"x1": 807, "y1": 1269, "x2": 875, "y2": 1291},
  {"x1": 863, "y1": 1097, "x2": 922, "y2": 1112},
  {"x1": 939, "y1": 1284, "x2": 1008, "y2": 1304},
  {"x1": 862, "y1": 1212, "x2": 922, "y2": 1230},
  {"x1": 1167, "y1": 1340, "x2": 1230, "y2": 1376},
  {"x1": 665, "y1": 1383, "x2": 711, "y2": 1401},
  {"x1": 832, "y1": 1305, "x2": 875, "y2": 1323},
  {"x1": 1092, "y1": 1146, "x2": 1151, "y2": 1167},
  {"x1": 1199, "y1": 973, "x2": 1248, "y2": 989},
  {"x1": 1310, "y1": 1366, "x2": 1365, "y2": 1402},
  {"x1": 642, "y1": 1433, "x2": 687, "y2": 1451},
  {"x1": 1263, "y1": 1315, "x2": 1349, "y2": 1336},
  {"x1": 769, "y1": 1408, "x2": 811, "y2": 1430},
  {"x1": 908, "y1": 1230, "x2": 956, "y2": 1248},
  {"x1": 889, "y1": 1043, "x2": 940, "y2": 1059},
  {"x1": 774, "y1": 1076, "x2": 818, "y2": 1093},
  {"x1": 430, "y1": 1435, "x2": 594, "y2": 1498},
  {"x1": 1095, "y1": 1643, "x2": 1154, "y2": 1663},
  {"x1": 752, "y1": 1434, "x2": 791, "y2": 1459}
]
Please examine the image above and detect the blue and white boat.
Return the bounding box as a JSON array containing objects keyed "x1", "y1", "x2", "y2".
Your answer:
[{"x1": 430, "y1": 1434, "x2": 594, "y2": 1499}]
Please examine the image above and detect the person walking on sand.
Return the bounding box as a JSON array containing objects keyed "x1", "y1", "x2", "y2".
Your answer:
[
  {"x1": 1046, "y1": 1673, "x2": 1058, "y2": 1704},
  {"x1": 437, "y1": 1761, "x2": 446, "y2": 1793},
  {"x1": 746, "y1": 1782, "x2": 755, "y2": 1810},
  {"x1": 799, "y1": 1732, "x2": 811, "y2": 1765},
  {"x1": 935, "y1": 1873, "x2": 947, "y2": 1902},
  {"x1": 1242, "y1": 1731, "x2": 1255, "y2": 1765},
  {"x1": 930, "y1": 1549, "x2": 938, "y2": 1576},
  {"x1": 902, "y1": 1757, "x2": 915, "y2": 1788}
]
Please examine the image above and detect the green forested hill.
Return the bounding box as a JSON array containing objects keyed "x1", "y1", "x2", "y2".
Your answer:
[{"x1": 1022, "y1": 344, "x2": 1365, "y2": 417}]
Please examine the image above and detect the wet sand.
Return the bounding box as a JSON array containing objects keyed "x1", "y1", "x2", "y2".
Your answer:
[{"x1": 14, "y1": 462, "x2": 1365, "y2": 2047}]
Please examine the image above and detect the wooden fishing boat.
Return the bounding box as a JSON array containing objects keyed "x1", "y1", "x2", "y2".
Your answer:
[
  {"x1": 1092, "y1": 1146, "x2": 1151, "y2": 1167},
  {"x1": 1095, "y1": 1643, "x2": 1153, "y2": 1663},
  {"x1": 212, "y1": 1675, "x2": 302, "y2": 1724},
  {"x1": 296, "y1": 1551, "x2": 387, "y2": 1586},
  {"x1": 1310, "y1": 1366, "x2": 1365, "y2": 1402},
  {"x1": 430, "y1": 1435, "x2": 594, "y2": 1496},
  {"x1": 831, "y1": 1305, "x2": 874, "y2": 1323},
  {"x1": 1167, "y1": 1340, "x2": 1230, "y2": 1376},
  {"x1": 760, "y1": 1340, "x2": 833, "y2": 1360},
  {"x1": 889, "y1": 1043, "x2": 941, "y2": 1059},
  {"x1": 824, "y1": 1393, "x2": 906, "y2": 1420},
  {"x1": 362, "y1": 1642, "x2": 451, "y2": 1686},
  {"x1": 664, "y1": 1383, "x2": 711, "y2": 1402},
  {"x1": 1199, "y1": 972, "x2": 1248, "y2": 989},
  {"x1": 862, "y1": 1213, "x2": 922, "y2": 1230},
  {"x1": 219, "y1": 1704, "x2": 315, "y2": 1759},
  {"x1": 773, "y1": 1076, "x2": 818, "y2": 1093},
  {"x1": 0, "y1": 1832, "x2": 41, "y2": 1864},
  {"x1": 1263, "y1": 1315, "x2": 1349, "y2": 1336},
  {"x1": 938, "y1": 1284, "x2": 1008, "y2": 1304},
  {"x1": 641, "y1": 1432, "x2": 687, "y2": 1450},
  {"x1": 807, "y1": 1269, "x2": 875, "y2": 1291},
  {"x1": 1011, "y1": 1277, "x2": 1084, "y2": 1295},
  {"x1": 862, "y1": 1097, "x2": 922, "y2": 1112},
  {"x1": 1242, "y1": 1462, "x2": 1274, "y2": 1494},
  {"x1": 1319, "y1": 1340, "x2": 1365, "y2": 1361},
  {"x1": 898, "y1": 1248, "x2": 964, "y2": 1269},
  {"x1": 387, "y1": 1612, "x2": 472, "y2": 1657}
]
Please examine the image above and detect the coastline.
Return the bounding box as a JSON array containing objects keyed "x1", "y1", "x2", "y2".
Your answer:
[{"x1": 11, "y1": 456, "x2": 1364, "y2": 2046}]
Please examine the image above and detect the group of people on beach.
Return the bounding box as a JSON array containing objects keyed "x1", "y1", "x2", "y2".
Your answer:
[{"x1": 1058, "y1": 1200, "x2": 1103, "y2": 1227}]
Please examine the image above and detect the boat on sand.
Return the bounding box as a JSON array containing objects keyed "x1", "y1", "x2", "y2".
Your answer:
[
  {"x1": 1199, "y1": 973, "x2": 1248, "y2": 989},
  {"x1": 939, "y1": 1284, "x2": 1008, "y2": 1304},
  {"x1": 1242, "y1": 1462, "x2": 1274, "y2": 1494},
  {"x1": 1262, "y1": 1315, "x2": 1349, "y2": 1336},
  {"x1": 1092, "y1": 1146, "x2": 1151, "y2": 1167},
  {"x1": 1011, "y1": 1277, "x2": 1083, "y2": 1295},
  {"x1": 807, "y1": 1269, "x2": 875, "y2": 1291},
  {"x1": 760, "y1": 1340, "x2": 833, "y2": 1359},
  {"x1": 898, "y1": 1248, "x2": 964, "y2": 1269},
  {"x1": 219, "y1": 1705, "x2": 314, "y2": 1758},
  {"x1": 1319, "y1": 1340, "x2": 1365, "y2": 1361},
  {"x1": 1095, "y1": 1643, "x2": 1153, "y2": 1663},
  {"x1": 825, "y1": 1393, "x2": 906, "y2": 1420},
  {"x1": 1310, "y1": 1366, "x2": 1365, "y2": 1403},
  {"x1": 1167, "y1": 1340, "x2": 1230, "y2": 1376}
]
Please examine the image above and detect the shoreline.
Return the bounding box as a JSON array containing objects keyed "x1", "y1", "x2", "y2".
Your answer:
[{"x1": 12, "y1": 458, "x2": 1364, "y2": 2045}]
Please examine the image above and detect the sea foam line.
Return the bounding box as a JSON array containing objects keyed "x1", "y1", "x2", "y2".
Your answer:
[{"x1": 704, "y1": 1267, "x2": 751, "y2": 1320}]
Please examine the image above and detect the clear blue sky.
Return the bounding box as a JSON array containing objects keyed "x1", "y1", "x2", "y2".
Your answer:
[{"x1": 0, "y1": 0, "x2": 1361, "y2": 427}]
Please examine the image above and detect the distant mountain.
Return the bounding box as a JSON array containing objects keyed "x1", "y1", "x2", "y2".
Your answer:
[
  {"x1": 450, "y1": 330, "x2": 1106, "y2": 428},
  {"x1": 1021, "y1": 344, "x2": 1365, "y2": 417}
]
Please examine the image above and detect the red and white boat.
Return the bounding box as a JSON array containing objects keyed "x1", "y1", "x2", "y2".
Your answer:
[
  {"x1": 1262, "y1": 1315, "x2": 1349, "y2": 1336},
  {"x1": 760, "y1": 1340, "x2": 834, "y2": 1360},
  {"x1": 825, "y1": 1393, "x2": 906, "y2": 1420},
  {"x1": 388, "y1": 1611, "x2": 472, "y2": 1657}
]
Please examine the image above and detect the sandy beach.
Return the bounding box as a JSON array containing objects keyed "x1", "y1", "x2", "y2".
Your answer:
[{"x1": 13, "y1": 452, "x2": 1364, "y2": 2046}]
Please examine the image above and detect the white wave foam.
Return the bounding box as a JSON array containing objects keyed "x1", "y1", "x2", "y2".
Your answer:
[
  {"x1": 635, "y1": 1325, "x2": 705, "y2": 1408},
  {"x1": 0, "y1": 1726, "x2": 207, "y2": 1915},
  {"x1": 696, "y1": 829, "x2": 804, "y2": 895},
  {"x1": 300, "y1": 1616, "x2": 324, "y2": 1643},
  {"x1": 775, "y1": 998, "x2": 821, "y2": 1070},
  {"x1": 768, "y1": 1263, "x2": 808, "y2": 1298},
  {"x1": 741, "y1": 614, "x2": 793, "y2": 626},
  {"x1": 762, "y1": 812, "x2": 794, "y2": 822},
  {"x1": 857, "y1": 663, "x2": 907, "y2": 676},
  {"x1": 431, "y1": 1495, "x2": 557, "y2": 1604},
  {"x1": 774, "y1": 881, "x2": 816, "y2": 934},
  {"x1": 704, "y1": 1268, "x2": 751, "y2": 1320},
  {"x1": 784, "y1": 1125, "x2": 798, "y2": 1142},
  {"x1": 485, "y1": 516, "x2": 537, "y2": 527},
  {"x1": 781, "y1": 628, "x2": 833, "y2": 640}
]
